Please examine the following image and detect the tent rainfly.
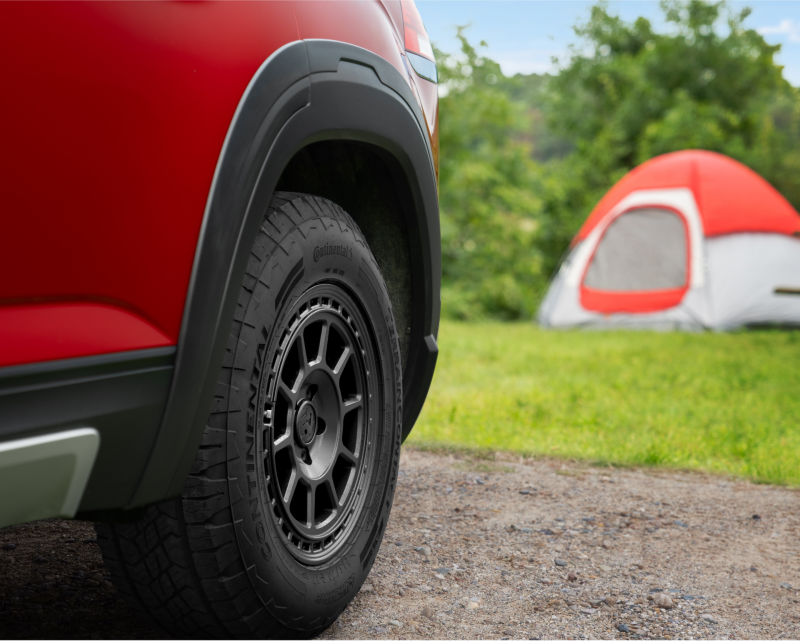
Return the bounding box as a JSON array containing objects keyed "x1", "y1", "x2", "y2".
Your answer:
[{"x1": 538, "y1": 150, "x2": 800, "y2": 330}]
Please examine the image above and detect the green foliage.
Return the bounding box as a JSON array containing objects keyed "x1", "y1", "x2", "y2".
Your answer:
[
  {"x1": 436, "y1": 2, "x2": 800, "y2": 318},
  {"x1": 410, "y1": 322, "x2": 800, "y2": 485},
  {"x1": 436, "y1": 30, "x2": 546, "y2": 320}
]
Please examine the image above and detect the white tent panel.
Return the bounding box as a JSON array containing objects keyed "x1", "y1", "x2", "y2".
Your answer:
[{"x1": 706, "y1": 233, "x2": 800, "y2": 329}]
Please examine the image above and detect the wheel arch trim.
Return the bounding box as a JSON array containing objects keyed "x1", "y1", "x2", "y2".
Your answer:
[{"x1": 130, "y1": 39, "x2": 440, "y2": 507}]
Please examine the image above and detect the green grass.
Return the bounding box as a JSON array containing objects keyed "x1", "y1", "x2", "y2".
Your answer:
[{"x1": 408, "y1": 322, "x2": 800, "y2": 485}]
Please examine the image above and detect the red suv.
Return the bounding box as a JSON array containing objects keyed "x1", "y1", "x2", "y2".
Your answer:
[{"x1": 0, "y1": 2, "x2": 439, "y2": 636}]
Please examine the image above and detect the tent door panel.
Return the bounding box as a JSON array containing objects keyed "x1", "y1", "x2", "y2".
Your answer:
[{"x1": 581, "y1": 207, "x2": 690, "y2": 313}]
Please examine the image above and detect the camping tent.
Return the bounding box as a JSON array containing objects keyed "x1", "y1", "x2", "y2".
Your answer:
[{"x1": 538, "y1": 150, "x2": 800, "y2": 330}]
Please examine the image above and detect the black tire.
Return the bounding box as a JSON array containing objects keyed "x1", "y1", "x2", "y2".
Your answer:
[{"x1": 95, "y1": 193, "x2": 403, "y2": 639}]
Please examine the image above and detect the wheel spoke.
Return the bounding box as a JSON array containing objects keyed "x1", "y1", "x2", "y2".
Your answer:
[
  {"x1": 343, "y1": 395, "x2": 362, "y2": 410},
  {"x1": 278, "y1": 380, "x2": 298, "y2": 404},
  {"x1": 274, "y1": 433, "x2": 292, "y2": 452},
  {"x1": 316, "y1": 321, "x2": 330, "y2": 365},
  {"x1": 282, "y1": 468, "x2": 298, "y2": 505},
  {"x1": 338, "y1": 444, "x2": 358, "y2": 465},
  {"x1": 332, "y1": 346, "x2": 352, "y2": 377},
  {"x1": 306, "y1": 482, "x2": 315, "y2": 527},
  {"x1": 296, "y1": 334, "x2": 310, "y2": 368},
  {"x1": 324, "y1": 476, "x2": 340, "y2": 508}
]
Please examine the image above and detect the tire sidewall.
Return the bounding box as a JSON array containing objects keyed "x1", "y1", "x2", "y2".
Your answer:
[{"x1": 226, "y1": 197, "x2": 402, "y2": 631}]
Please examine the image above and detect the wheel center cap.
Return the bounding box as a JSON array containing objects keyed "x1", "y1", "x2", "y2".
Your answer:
[{"x1": 295, "y1": 400, "x2": 317, "y2": 446}]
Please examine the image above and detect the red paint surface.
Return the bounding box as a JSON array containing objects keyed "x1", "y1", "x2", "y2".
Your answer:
[
  {"x1": 293, "y1": 0, "x2": 406, "y2": 77},
  {"x1": 0, "y1": 2, "x2": 298, "y2": 361},
  {"x1": 579, "y1": 205, "x2": 691, "y2": 313},
  {"x1": 0, "y1": 303, "x2": 172, "y2": 369},
  {"x1": 1, "y1": 1, "x2": 434, "y2": 368},
  {"x1": 575, "y1": 150, "x2": 800, "y2": 244}
]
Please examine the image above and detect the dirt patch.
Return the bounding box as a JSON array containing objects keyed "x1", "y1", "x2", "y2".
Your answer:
[
  {"x1": 321, "y1": 449, "x2": 800, "y2": 640},
  {"x1": 0, "y1": 449, "x2": 799, "y2": 639}
]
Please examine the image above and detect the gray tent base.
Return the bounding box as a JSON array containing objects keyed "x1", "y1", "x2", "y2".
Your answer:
[{"x1": 538, "y1": 233, "x2": 800, "y2": 331}]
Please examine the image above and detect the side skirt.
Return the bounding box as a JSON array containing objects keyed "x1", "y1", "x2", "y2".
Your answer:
[{"x1": 0, "y1": 347, "x2": 175, "y2": 515}]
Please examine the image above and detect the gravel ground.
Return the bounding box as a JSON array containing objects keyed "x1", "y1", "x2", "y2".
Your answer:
[{"x1": 1, "y1": 448, "x2": 799, "y2": 639}]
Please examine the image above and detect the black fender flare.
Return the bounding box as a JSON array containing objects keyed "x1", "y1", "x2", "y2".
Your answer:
[{"x1": 131, "y1": 40, "x2": 440, "y2": 507}]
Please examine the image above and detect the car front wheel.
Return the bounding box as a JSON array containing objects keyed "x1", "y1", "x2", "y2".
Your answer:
[{"x1": 96, "y1": 192, "x2": 402, "y2": 639}]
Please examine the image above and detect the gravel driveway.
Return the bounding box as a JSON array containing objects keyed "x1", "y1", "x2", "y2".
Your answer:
[{"x1": 1, "y1": 448, "x2": 799, "y2": 639}]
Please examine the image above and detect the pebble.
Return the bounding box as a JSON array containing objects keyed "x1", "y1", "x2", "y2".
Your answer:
[
  {"x1": 467, "y1": 601, "x2": 479, "y2": 609},
  {"x1": 361, "y1": 583, "x2": 374, "y2": 593},
  {"x1": 567, "y1": 572, "x2": 578, "y2": 582},
  {"x1": 554, "y1": 559, "x2": 568, "y2": 567},
  {"x1": 433, "y1": 573, "x2": 445, "y2": 580},
  {"x1": 415, "y1": 546, "x2": 432, "y2": 556},
  {"x1": 374, "y1": 626, "x2": 387, "y2": 634},
  {"x1": 394, "y1": 541, "x2": 402, "y2": 547},
  {"x1": 653, "y1": 593, "x2": 674, "y2": 609},
  {"x1": 673, "y1": 520, "x2": 688, "y2": 528},
  {"x1": 598, "y1": 565, "x2": 612, "y2": 572},
  {"x1": 519, "y1": 490, "x2": 531, "y2": 495},
  {"x1": 602, "y1": 539, "x2": 613, "y2": 549},
  {"x1": 752, "y1": 514, "x2": 761, "y2": 520},
  {"x1": 388, "y1": 620, "x2": 402, "y2": 627},
  {"x1": 618, "y1": 623, "x2": 631, "y2": 633},
  {"x1": 421, "y1": 606, "x2": 434, "y2": 620},
  {"x1": 779, "y1": 583, "x2": 792, "y2": 590},
  {"x1": 398, "y1": 589, "x2": 405, "y2": 596},
  {"x1": 580, "y1": 607, "x2": 597, "y2": 615},
  {"x1": 2, "y1": 543, "x2": 16, "y2": 551},
  {"x1": 540, "y1": 529, "x2": 555, "y2": 535},
  {"x1": 701, "y1": 614, "x2": 718, "y2": 623},
  {"x1": 434, "y1": 567, "x2": 450, "y2": 574},
  {"x1": 520, "y1": 527, "x2": 533, "y2": 533}
]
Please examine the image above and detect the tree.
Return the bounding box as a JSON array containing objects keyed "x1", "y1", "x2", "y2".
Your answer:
[
  {"x1": 539, "y1": 0, "x2": 800, "y2": 276},
  {"x1": 436, "y1": 30, "x2": 546, "y2": 320}
]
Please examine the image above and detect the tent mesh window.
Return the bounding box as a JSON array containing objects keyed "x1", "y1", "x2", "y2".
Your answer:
[{"x1": 584, "y1": 207, "x2": 687, "y2": 291}]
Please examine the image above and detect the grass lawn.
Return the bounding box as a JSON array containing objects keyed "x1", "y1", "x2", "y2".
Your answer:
[{"x1": 408, "y1": 321, "x2": 800, "y2": 485}]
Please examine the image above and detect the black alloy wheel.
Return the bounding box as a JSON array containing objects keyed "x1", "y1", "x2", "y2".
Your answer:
[
  {"x1": 265, "y1": 285, "x2": 376, "y2": 564},
  {"x1": 95, "y1": 193, "x2": 403, "y2": 639}
]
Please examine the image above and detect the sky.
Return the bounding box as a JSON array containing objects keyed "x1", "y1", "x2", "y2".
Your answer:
[{"x1": 417, "y1": 1, "x2": 800, "y2": 85}]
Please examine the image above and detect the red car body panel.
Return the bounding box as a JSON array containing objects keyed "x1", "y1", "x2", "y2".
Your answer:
[
  {"x1": 1, "y1": 2, "x2": 298, "y2": 357},
  {"x1": 0, "y1": 302, "x2": 172, "y2": 369},
  {"x1": 1, "y1": 1, "x2": 435, "y2": 368}
]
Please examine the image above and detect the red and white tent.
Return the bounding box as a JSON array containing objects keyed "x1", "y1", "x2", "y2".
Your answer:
[{"x1": 538, "y1": 150, "x2": 800, "y2": 330}]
